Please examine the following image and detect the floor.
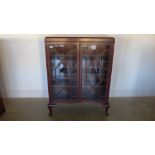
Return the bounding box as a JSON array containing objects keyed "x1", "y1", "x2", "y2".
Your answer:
[{"x1": 0, "y1": 97, "x2": 155, "y2": 121}]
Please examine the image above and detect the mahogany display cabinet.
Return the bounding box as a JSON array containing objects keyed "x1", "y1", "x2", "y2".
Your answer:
[{"x1": 45, "y1": 37, "x2": 115, "y2": 115}]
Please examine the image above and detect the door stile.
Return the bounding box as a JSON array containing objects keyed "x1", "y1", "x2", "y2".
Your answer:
[
  {"x1": 76, "y1": 42, "x2": 80, "y2": 102},
  {"x1": 79, "y1": 43, "x2": 82, "y2": 101}
]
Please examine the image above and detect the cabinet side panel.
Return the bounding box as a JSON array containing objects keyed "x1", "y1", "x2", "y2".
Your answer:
[
  {"x1": 105, "y1": 44, "x2": 115, "y2": 101},
  {"x1": 45, "y1": 44, "x2": 53, "y2": 103}
]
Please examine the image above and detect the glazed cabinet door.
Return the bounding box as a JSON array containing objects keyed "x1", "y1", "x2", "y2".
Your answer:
[
  {"x1": 46, "y1": 42, "x2": 79, "y2": 101},
  {"x1": 80, "y1": 43, "x2": 113, "y2": 101}
]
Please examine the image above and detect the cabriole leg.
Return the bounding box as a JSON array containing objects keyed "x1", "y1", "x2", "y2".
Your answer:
[
  {"x1": 48, "y1": 103, "x2": 55, "y2": 116},
  {"x1": 101, "y1": 103, "x2": 110, "y2": 116},
  {"x1": 105, "y1": 106, "x2": 110, "y2": 116}
]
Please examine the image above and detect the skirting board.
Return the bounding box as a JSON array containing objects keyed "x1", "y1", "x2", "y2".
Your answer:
[{"x1": 1, "y1": 89, "x2": 155, "y2": 98}]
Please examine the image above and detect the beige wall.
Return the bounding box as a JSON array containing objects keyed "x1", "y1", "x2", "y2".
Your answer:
[{"x1": 0, "y1": 34, "x2": 155, "y2": 97}]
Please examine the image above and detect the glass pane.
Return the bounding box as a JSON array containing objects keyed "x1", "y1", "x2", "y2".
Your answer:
[
  {"x1": 81, "y1": 44, "x2": 110, "y2": 100},
  {"x1": 50, "y1": 44, "x2": 77, "y2": 100}
]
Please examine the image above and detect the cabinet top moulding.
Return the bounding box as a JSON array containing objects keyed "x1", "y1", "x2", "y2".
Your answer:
[{"x1": 45, "y1": 37, "x2": 115, "y2": 43}]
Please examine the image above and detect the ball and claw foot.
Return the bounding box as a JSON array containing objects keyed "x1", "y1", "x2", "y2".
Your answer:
[
  {"x1": 48, "y1": 106, "x2": 53, "y2": 116},
  {"x1": 105, "y1": 107, "x2": 109, "y2": 116},
  {"x1": 104, "y1": 106, "x2": 110, "y2": 116},
  {"x1": 101, "y1": 103, "x2": 110, "y2": 116}
]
